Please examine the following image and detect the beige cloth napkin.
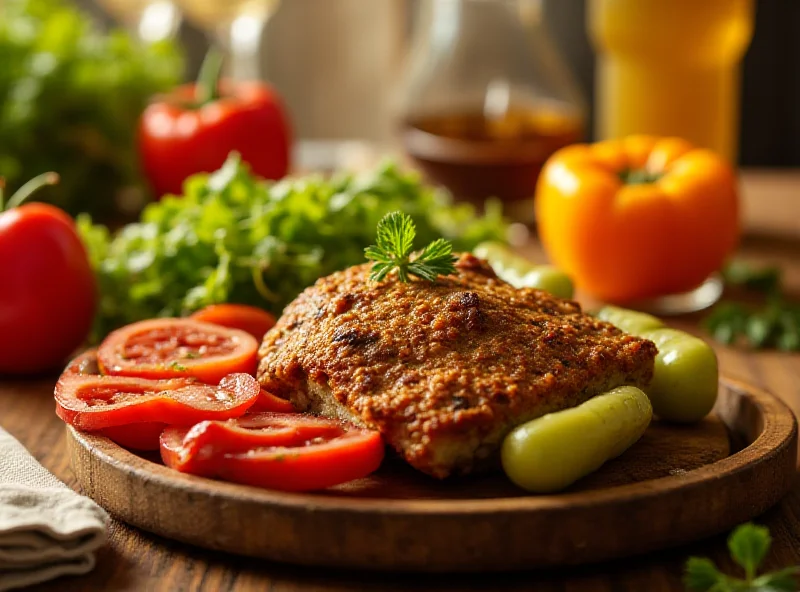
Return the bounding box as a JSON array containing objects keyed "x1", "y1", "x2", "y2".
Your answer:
[{"x1": 0, "y1": 428, "x2": 108, "y2": 591}]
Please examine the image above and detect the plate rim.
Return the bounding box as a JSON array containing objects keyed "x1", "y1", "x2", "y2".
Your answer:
[{"x1": 67, "y1": 375, "x2": 797, "y2": 516}]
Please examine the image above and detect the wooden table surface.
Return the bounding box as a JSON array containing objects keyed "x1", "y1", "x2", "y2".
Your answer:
[{"x1": 1, "y1": 170, "x2": 799, "y2": 592}]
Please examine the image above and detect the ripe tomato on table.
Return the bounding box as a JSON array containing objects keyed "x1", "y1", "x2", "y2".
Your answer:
[
  {"x1": 0, "y1": 174, "x2": 96, "y2": 375},
  {"x1": 138, "y1": 50, "x2": 291, "y2": 198}
]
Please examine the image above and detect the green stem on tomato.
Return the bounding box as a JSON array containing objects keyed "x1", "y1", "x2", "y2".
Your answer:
[
  {"x1": 619, "y1": 168, "x2": 663, "y2": 186},
  {"x1": 195, "y1": 47, "x2": 225, "y2": 106},
  {"x1": 3, "y1": 172, "x2": 59, "y2": 211}
]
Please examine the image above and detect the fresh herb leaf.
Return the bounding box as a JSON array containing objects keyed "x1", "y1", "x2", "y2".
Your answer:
[
  {"x1": 684, "y1": 524, "x2": 799, "y2": 592},
  {"x1": 684, "y1": 557, "x2": 729, "y2": 591},
  {"x1": 365, "y1": 212, "x2": 457, "y2": 283},
  {"x1": 723, "y1": 261, "x2": 782, "y2": 295},
  {"x1": 407, "y1": 238, "x2": 457, "y2": 282},
  {"x1": 752, "y1": 567, "x2": 800, "y2": 591},
  {"x1": 777, "y1": 321, "x2": 800, "y2": 352},
  {"x1": 704, "y1": 261, "x2": 799, "y2": 351},
  {"x1": 746, "y1": 312, "x2": 777, "y2": 349},
  {"x1": 729, "y1": 523, "x2": 771, "y2": 581}
]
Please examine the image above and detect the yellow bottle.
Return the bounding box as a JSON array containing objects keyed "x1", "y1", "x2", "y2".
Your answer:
[{"x1": 588, "y1": 0, "x2": 755, "y2": 163}]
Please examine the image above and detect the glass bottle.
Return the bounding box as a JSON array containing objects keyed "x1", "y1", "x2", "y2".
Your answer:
[
  {"x1": 397, "y1": 0, "x2": 586, "y2": 223},
  {"x1": 588, "y1": 0, "x2": 755, "y2": 163},
  {"x1": 175, "y1": 0, "x2": 281, "y2": 81},
  {"x1": 95, "y1": 0, "x2": 182, "y2": 43}
]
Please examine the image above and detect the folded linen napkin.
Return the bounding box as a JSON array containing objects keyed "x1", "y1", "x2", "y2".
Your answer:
[{"x1": 0, "y1": 428, "x2": 108, "y2": 591}]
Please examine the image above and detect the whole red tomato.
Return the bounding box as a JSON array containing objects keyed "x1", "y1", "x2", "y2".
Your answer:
[
  {"x1": 139, "y1": 78, "x2": 291, "y2": 198},
  {"x1": 0, "y1": 174, "x2": 96, "y2": 375}
]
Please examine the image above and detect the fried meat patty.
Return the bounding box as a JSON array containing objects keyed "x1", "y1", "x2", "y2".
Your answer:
[{"x1": 257, "y1": 253, "x2": 657, "y2": 479}]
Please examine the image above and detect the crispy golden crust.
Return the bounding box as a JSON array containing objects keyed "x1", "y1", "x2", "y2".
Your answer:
[{"x1": 257, "y1": 253, "x2": 657, "y2": 478}]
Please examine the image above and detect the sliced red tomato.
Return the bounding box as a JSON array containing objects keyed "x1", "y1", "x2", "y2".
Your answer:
[
  {"x1": 64, "y1": 348, "x2": 100, "y2": 375},
  {"x1": 249, "y1": 389, "x2": 295, "y2": 413},
  {"x1": 190, "y1": 304, "x2": 276, "y2": 342},
  {"x1": 160, "y1": 413, "x2": 385, "y2": 492},
  {"x1": 55, "y1": 372, "x2": 260, "y2": 430},
  {"x1": 97, "y1": 318, "x2": 258, "y2": 384},
  {"x1": 63, "y1": 348, "x2": 167, "y2": 449},
  {"x1": 100, "y1": 422, "x2": 167, "y2": 451}
]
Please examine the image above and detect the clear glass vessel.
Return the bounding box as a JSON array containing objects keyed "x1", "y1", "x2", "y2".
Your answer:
[
  {"x1": 95, "y1": 0, "x2": 182, "y2": 43},
  {"x1": 397, "y1": 0, "x2": 586, "y2": 223},
  {"x1": 175, "y1": 0, "x2": 281, "y2": 81}
]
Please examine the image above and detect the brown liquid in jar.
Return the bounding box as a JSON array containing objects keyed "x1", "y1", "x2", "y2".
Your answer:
[{"x1": 401, "y1": 108, "x2": 583, "y2": 222}]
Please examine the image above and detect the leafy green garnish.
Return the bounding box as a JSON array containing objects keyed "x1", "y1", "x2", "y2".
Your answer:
[
  {"x1": 685, "y1": 523, "x2": 799, "y2": 591},
  {"x1": 365, "y1": 212, "x2": 456, "y2": 282},
  {"x1": 704, "y1": 262, "x2": 799, "y2": 352},
  {"x1": 722, "y1": 261, "x2": 782, "y2": 294},
  {"x1": 78, "y1": 154, "x2": 507, "y2": 341},
  {"x1": 729, "y1": 523, "x2": 773, "y2": 582},
  {"x1": 0, "y1": 0, "x2": 182, "y2": 218}
]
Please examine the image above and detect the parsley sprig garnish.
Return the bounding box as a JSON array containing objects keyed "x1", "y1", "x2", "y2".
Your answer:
[
  {"x1": 365, "y1": 211, "x2": 457, "y2": 283},
  {"x1": 685, "y1": 523, "x2": 799, "y2": 591}
]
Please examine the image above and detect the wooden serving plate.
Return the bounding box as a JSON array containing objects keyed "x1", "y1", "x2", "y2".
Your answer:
[{"x1": 67, "y1": 377, "x2": 797, "y2": 572}]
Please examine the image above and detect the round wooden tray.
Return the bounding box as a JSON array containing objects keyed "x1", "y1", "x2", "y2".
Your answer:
[{"x1": 67, "y1": 377, "x2": 797, "y2": 572}]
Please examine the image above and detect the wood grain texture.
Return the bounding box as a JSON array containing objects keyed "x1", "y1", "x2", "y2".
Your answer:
[
  {"x1": 64, "y1": 378, "x2": 794, "y2": 572},
  {"x1": 0, "y1": 171, "x2": 798, "y2": 590}
]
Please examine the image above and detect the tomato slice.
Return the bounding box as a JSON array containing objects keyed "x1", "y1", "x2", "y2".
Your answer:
[
  {"x1": 97, "y1": 318, "x2": 258, "y2": 384},
  {"x1": 190, "y1": 304, "x2": 276, "y2": 342},
  {"x1": 160, "y1": 413, "x2": 385, "y2": 492},
  {"x1": 63, "y1": 348, "x2": 168, "y2": 449},
  {"x1": 64, "y1": 348, "x2": 100, "y2": 375},
  {"x1": 249, "y1": 389, "x2": 295, "y2": 413},
  {"x1": 55, "y1": 372, "x2": 260, "y2": 430},
  {"x1": 100, "y1": 422, "x2": 168, "y2": 451}
]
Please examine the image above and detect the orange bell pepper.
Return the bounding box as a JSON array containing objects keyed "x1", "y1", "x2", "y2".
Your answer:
[{"x1": 534, "y1": 136, "x2": 740, "y2": 303}]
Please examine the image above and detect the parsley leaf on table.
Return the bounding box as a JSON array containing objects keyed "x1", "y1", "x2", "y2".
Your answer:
[
  {"x1": 684, "y1": 523, "x2": 799, "y2": 591},
  {"x1": 729, "y1": 524, "x2": 772, "y2": 582},
  {"x1": 703, "y1": 262, "x2": 800, "y2": 352},
  {"x1": 365, "y1": 212, "x2": 457, "y2": 282}
]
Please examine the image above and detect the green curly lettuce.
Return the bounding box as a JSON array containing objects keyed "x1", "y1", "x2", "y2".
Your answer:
[
  {"x1": 0, "y1": 0, "x2": 182, "y2": 218},
  {"x1": 78, "y1": 154, "x2": 509, "y2": 340}
]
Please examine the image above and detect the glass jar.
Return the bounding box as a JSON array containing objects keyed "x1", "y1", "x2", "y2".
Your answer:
[{"x1": 397, "y1": 0, "x2": 586, "y2": 224}]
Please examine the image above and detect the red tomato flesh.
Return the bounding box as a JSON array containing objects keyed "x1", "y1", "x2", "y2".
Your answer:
[
  {"x1": 100, "y1": 422, "x2": 167, "y2": 451},
  {"x1": 190, "y1": 304, "x2": 276, "y2": 342},
  {"x1": 160, "y1": 413, "x2": 385, "y2": 492},
  {"x1": 55, "y1": 373, "x2": 260, "y2": 430},
  {"x1": 249, "y1": 389, "x2": 295, "y2": 413},
  {"x1": 98, "y1": 318, "x2": 258, "y2": 384},
  {"x1": 64, "y1": 349, "x2": 100, "y2": 376}
]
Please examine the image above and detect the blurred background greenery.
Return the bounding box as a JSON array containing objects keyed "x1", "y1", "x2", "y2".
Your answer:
[{"x1": 3, "y1": 0, "x2": 797, "y2": 221}]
